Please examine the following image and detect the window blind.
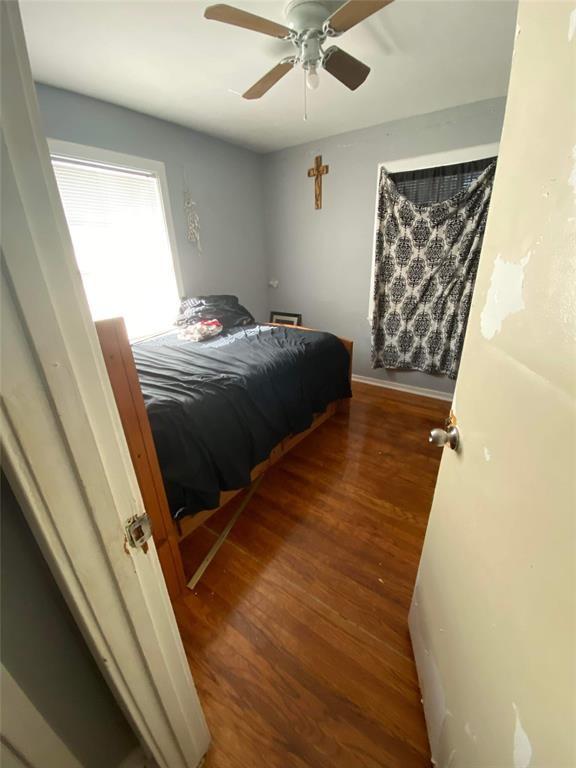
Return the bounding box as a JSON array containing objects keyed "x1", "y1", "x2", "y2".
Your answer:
[
  {"x1": 390, "y1": 157, "x2": 496, "y2": 205},
  {"x1": 51, "y1": 156, "x2": 180, "y2": 340}
]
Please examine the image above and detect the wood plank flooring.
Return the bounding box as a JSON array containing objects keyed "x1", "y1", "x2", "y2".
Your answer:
[{"x1": 174, "y1": 382, "x2": 449, "y2": 768}]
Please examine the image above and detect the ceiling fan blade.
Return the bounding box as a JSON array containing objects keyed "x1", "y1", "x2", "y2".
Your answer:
[
  {"x1": 322, "y1": 46, "x2": 370, "y2": 90},
  {"x1": 325, "y1": 0, "x2": 394, "y2": 34},
  {"x1": 243, "y1": 60, "x2": 294, "y2": 100},
  {"x1": 204, "y1": 4, "x2": 291, "y2": 39}
]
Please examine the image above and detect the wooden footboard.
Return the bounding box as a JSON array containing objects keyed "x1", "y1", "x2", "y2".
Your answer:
[
  {"x1": 96, "y1": 319, "x2": 187, "y2": 600},
  {"x1": 96, "y1": 318, "x2": 353, "y2": 597}
]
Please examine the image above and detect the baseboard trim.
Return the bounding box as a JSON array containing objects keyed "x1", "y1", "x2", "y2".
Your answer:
[{"x1": 351, "y1": 374, "x2": 454, "y2": 403}]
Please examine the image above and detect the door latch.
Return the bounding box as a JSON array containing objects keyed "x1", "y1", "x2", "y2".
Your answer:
[{"x1": 125, "y1": 513, "x2": 152, "y2": 549}]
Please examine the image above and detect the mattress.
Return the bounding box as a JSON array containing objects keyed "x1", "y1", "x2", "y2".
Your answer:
[{"x1": 132, "y1": 324, "x2": 351, "y2": 518}]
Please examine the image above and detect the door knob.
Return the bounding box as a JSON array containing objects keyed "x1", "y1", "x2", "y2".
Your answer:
[{"x1": 429, "y1": 425, "x2": 460, "y2": 451}]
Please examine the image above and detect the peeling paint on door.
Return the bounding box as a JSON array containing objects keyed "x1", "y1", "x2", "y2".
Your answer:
[
  {"x1": 569, "y1": 146, "x2": 576, "y2": 196},
  {"x1": 480, "y1": 253, "x2": 531, "y2": 340},
  {"x1": 512, "y1": 703, "x2": 533, "y2": 768}
]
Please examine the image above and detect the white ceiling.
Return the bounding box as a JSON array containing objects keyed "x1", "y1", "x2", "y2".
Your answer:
[{"x1": 20, "y1": 0, "x2": 517, "y2": 153}]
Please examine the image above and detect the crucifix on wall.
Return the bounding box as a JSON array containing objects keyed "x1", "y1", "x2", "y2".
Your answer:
[{"x1": 307, "y1": 155, "x2": 329, "y2": 210}]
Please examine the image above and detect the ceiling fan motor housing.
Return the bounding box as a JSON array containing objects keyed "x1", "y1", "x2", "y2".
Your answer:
[
  {"x1": 284, "y1": 0, "x2": 335, "y2": 69},
  {"x1": 284, "y1": 0, "x2": 330, "y2": 32},
  {"x1": 300, "y1": 30, "x2": 323, "y2": 69}
]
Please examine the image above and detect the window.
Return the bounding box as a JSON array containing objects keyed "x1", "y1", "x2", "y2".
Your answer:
[{"x1": 50, "y1": 143, "x2": 181, "y2": 340}]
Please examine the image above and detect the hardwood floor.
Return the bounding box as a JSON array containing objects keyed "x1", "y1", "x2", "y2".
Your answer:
[{"x1": 174, "y1": 382, "x2": 449, "y2": 768}]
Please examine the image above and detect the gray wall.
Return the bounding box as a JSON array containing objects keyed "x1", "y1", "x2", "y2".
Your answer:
[
  {"x1": 0, "y1": 474, "x2": 138, "y2": 767},
  {"x1": 35, "y1": 84, "x2": 269, "y2": 323},
  {"x1": 36, "y1": 84, "x2": 506, "y2": 396},
  {"x1": 263, "y1": 97, "x2": 506, "y2": 394}
]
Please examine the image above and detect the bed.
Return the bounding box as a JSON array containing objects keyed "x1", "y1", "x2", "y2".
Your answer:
[{"x1": 96, "y1": 315, "x2": 353, "y2": 599}]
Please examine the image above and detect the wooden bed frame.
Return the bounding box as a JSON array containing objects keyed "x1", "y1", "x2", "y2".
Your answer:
[{"x1": 96, "y1": 318, "x2": 353, "y2": 599}]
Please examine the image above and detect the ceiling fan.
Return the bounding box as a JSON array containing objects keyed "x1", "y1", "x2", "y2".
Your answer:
[{"x1": 204, "y1": 0, "x2": 395, "y2": 99}]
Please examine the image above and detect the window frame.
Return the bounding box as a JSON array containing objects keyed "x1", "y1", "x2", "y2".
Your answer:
[{"x1": 47, "y1": 138, "x2": 184, "y2": 299}]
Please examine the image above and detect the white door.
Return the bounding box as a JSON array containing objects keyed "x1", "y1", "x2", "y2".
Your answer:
[
  {"x1": 410, "y1": 2, "x2": 576, "y2": 766},
  {"x1": 1, "y1": 3, "x2": 210, "y2": 766}
]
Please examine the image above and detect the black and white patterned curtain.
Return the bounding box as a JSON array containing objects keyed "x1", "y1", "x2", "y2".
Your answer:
[{"x1": 371, "y1": 158, "x2": 496, "y2": 379}]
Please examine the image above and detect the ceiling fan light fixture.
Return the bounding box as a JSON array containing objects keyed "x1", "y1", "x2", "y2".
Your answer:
[{"x1": 306, "y1": 63, "x2": 320, "y2": 90}]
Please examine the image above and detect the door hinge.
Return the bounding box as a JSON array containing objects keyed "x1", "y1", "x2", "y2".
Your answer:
[{"x1": 125, "y1": 513, "x2": 152, "y2": 549}]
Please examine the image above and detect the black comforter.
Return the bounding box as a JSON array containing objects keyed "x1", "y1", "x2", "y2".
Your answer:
[{"x1": 132, "y1": 324, "x2": 351, "y2": 518}]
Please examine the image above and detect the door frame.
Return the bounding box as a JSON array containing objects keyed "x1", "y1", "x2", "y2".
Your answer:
[
  {"x1": 1, "y1": 3, "x2": 210, "y2": 766},
  {"x1": 1, "y1": 664, "x2": 83, "y2": 768}
]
